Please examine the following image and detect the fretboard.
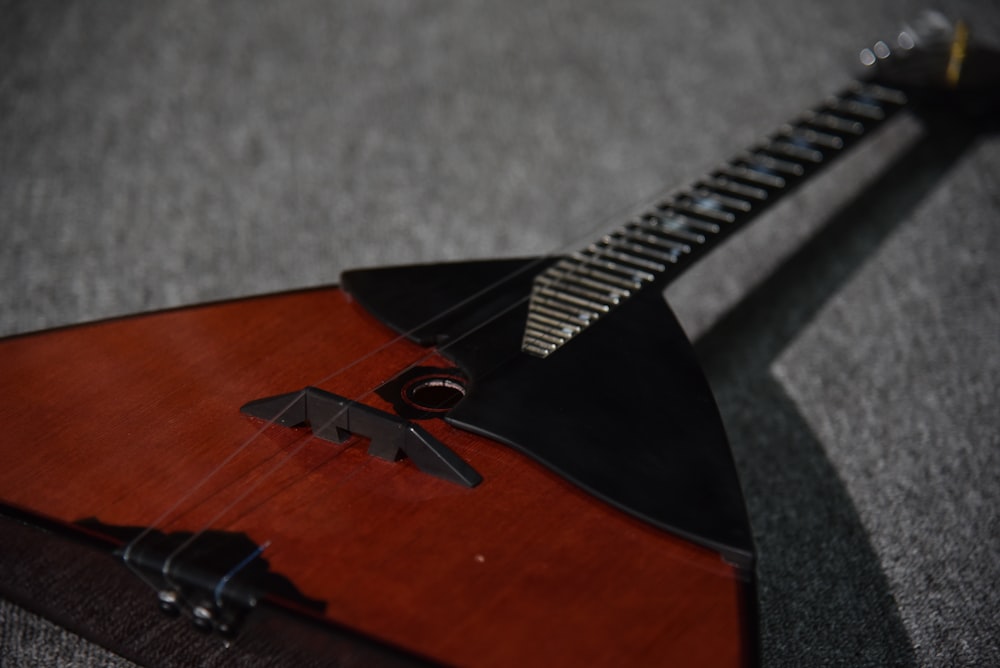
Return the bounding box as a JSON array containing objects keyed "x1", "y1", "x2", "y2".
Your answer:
[{"x1": 521, "y1": 80, "x2": 909, "y2": 357}]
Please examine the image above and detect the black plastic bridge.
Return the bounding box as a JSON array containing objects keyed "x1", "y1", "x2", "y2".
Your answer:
[{"x1": 240, "y1": 387, "x2": 482, "y2": 488}]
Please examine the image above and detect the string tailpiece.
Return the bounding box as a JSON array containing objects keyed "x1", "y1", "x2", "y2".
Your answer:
[{"x1": 77, "y1": 518, "x2": 326, "y2": 638}]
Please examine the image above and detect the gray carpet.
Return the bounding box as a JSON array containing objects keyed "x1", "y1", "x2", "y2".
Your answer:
[{"x1": 2, "y1": 1, "x2": 998, "y2": 665}]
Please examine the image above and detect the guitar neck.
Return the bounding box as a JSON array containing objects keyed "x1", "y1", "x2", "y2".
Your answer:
[{"x1": 521, "y1": 79, "x2": 909, "y2": 358}]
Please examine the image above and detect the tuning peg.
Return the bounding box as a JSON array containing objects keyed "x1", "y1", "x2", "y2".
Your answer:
[
  {"x1": 860, "y1": 11, "x2": 958, "y2": 66},
  {"x1": 859, "y1": 41, "x2": 892, "y2": 67},
  {"x1": 897, "y1": 10, "x2": 954, "y2": 50},
  {"x1": 860, "y1": 10, "x2": 955, "y2": 68}
]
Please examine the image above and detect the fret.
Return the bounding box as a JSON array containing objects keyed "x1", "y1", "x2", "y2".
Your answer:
[
  {"x1": 530, "y1": 296, "x2": 598, "y2": 323},
  {"x1": 718, "y1": 164, "x2": 787, "y2": 189},
  {"x1": 826, "y1": 97, "x2": 886, "y2": 120},
  {"x1": 604, "y1": 233, "x2": 683, "y2": 265},
  {"x1": 542, "y1": 268, "x2": 632, "y2": 299},
  {"x1": 535, "y1": 279, "x2": 622, "y2": 310},
  {"x1": 527, "y1": 311, "x2": 583, "y2": 336},
  {"x1": 778, "y1": 125, "x2": 844, "y2": 150},
  {"x1": 555, "y1": 259, "x2": 643, "y2": 290},
  {"x1": 690, "y1": 187, "x2": 754, "y2": 211},
  {"x1": 590, "y1": 245, "x2": 669, "y2": 273},
  {"x1": 535, "y1": 286, "x2": 611, "y2": 314},
  {"x1": 536, "y1": 271, "x2": 626, "y2": 305},
  {"x1": 644, "y1": 215, "x2": 707, "y2": 244},
  {"x1": 522, "y1": 323, "x2": 568, "y2": 346},
  {"x1": 522, "y1": 78, "x2": 909, "y2": 357},
  {"x1": 700, "y1": 177, "x2": 769, "y2": 201},
  {"x1": 622, "y1": 225, "x2": 691, "y2": 255},
  {"x1": 522, "y1": 314, "x2": 586, "y2": 353},
  {"x1": 571, "y1": 251, "x2": 657, "y2": 283},
  {"x1": 765, "y1": 139, "x2": 825, "y2": 164},
  {"x1": 801, "y1": 111, "x2": 865, "y2": 135},
  {"x1": 522, "y1": 341, "x2": 556, "y2": 357},
  {"x1": 742, "y1": 152, "x2": 806, "y2": 177},
  {"x1": 631, "y1": 218, "x2": 695, "y2": 250},
  {"x1": 666, "y1": 200, "x2": 733, "y2": 226},
  {"x1": 850, "y1": 81, "x2": 908, "y2": 105}
]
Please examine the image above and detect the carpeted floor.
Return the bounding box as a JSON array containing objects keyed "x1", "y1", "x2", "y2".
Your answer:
[{"x1": 1, "y1": 1, "x2": 998, "y2": 665}]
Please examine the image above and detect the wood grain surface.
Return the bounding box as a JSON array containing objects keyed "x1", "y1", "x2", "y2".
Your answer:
[{"x1": 0, "y1": 287, "x2": 751, "y2": 666}]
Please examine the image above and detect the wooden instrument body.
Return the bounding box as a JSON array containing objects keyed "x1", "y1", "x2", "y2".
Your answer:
[{"x1": 0, "y1": 284, "x2": 752, "y2": 666}]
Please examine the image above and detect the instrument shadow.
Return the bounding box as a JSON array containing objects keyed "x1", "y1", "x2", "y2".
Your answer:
[{"x1": 691, "y1": 117, "x2": 984, "y2": 666}]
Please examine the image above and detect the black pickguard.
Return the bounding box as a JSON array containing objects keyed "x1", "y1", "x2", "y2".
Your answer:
[{"x1": 342, "y1": 259, "x2": 753, "y2": 567}]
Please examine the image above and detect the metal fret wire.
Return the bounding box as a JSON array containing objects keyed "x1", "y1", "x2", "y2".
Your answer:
[{"x1": 521, "y1": 81, "x2": 909, "y2": 357}]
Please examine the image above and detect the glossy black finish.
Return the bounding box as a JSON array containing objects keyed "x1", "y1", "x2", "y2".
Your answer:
[
  {"x1": 343, "y1": 260, "x2": 754, "y2": 566},
  {"x1": 343, "y1": 258, "x2": 547, "y2": 347}
]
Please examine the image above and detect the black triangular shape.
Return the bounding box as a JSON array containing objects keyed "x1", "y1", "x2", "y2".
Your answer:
[{"x1": 343, "y1": 260, "x2": 754, "y2": 567}]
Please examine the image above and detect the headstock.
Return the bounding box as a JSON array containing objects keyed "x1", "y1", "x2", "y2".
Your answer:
[{"x1": 860, "y1": 11, "x2": 1000, "y2": 116}]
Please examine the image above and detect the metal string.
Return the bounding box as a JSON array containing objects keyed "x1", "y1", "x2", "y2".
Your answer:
[{"x1": 120, "y1": 7, "x2": 927, "y2": 629}]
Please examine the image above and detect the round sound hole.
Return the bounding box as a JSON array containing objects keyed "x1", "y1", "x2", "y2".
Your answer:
[{"x1": 403, "y1": 376, "x2": 467, "y2": 413}]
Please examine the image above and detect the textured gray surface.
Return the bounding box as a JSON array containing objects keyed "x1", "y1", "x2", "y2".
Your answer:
[
  {"x1": 1, "y1": 1, "x2": 998, "y2": 666},
  {"x1": 0, "y1": 603, "x2": 135, "y2": 668},
  {"x1": 772, "y1": 134, "x2": 1000, "y2": 663}
]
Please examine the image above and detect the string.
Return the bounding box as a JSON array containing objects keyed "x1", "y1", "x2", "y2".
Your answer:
[
  {"x1": 120, "y1": 7, "x2": 923, "y2": 622},
  {"x1": 120, "y1": 1, "x2": 590, "y2": 603},
  {"x1": 125, "y1": 90, "x2": 817, "y2": 613},
  {"x1": 123, "y1": 70, "x2": 897, "y2": 615},
  {"x1": 120, "y1": 21, "x2": 690, "y2": 586},
  {"x1": 214, "y1": 540, "x2": 271, "y2": 609},
  {"x1": 149, "y1": 280, "x2": 536, "y2": 585}
]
